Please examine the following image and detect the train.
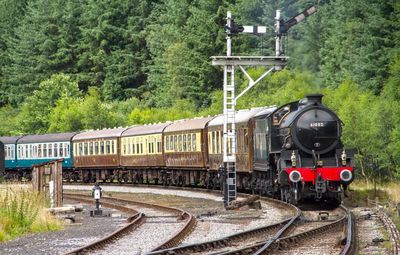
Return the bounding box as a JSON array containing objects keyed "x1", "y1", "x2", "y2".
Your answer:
[{"x1": 0, "y1": 94, "x2": 354, "y2": 204}]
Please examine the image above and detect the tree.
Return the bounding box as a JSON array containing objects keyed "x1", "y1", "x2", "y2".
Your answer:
[
  {"x1": 79, "y1": 87, "x2": 116, "y2": 129},
  {"x1": 2, "y1": 0, "x2": 82, "y2": 104},
  {"x1": 77, "y1": 0, "x2": 150, "y2": 100},
  {"x1": 16, "y1": 74, "x2": 81, "y2": 133},
  {"x1": 48, "y1": 97, "x2": 84, "y2": 132}
]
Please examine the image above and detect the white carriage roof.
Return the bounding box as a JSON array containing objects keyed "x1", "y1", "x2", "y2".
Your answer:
[
  {"x1": 121, "y1": 123, "x2": 172, "y2": 137},
  {"x1": 164, "y1": 116, "x2": 215, "y2": 133},
  {"x1": 207, "y1": 107, "x2": 267, "y2": 127},
  {"x1": 72, "y1": 127, "x2": 128, "y2": 141}
]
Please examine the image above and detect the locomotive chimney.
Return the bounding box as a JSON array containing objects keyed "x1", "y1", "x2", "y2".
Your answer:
[{"x1": 306, "y1": 94, "x2": 323, "y2": 104}]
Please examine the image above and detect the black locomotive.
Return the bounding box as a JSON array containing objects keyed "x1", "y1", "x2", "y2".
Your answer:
[{"x1": 254, "y1": 94, "x2": 354, "y2": 204}]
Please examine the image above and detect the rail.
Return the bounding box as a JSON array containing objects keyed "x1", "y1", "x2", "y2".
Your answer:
[
  {"x1": 63, "y1": 193, "x2": 196, "y2": 254},
  {"x1": 63, "y1": 195, "x2": 145, "y2": 255},
  {"x1": 146, "y1": 196, "x2": 299, "y2": 255},
  {"x1": 221, "y1": 205, "x2": 353, "y2": 255}
]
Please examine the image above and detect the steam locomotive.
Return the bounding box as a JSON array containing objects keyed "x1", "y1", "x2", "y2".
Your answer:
[
  {"x1": 259, "y1": 94, "x2": 354, "y2": 204},
  {"x1": 0, "y1": 94, "x2": 354, "y2": 204}
]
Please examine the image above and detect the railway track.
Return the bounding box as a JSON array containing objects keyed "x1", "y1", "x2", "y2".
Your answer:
[
  {"x1": 64, "y1": 194, "x2": 195, "y2": 255},
  {"x1": 145, "y1": 197, "x2": 300, "y2": 255},
  {"x1": 376, "y1": 209, "x2": 400, "y2": 255},
  {"x1": 146, "y1": 204, "x2": 356, "y2": 255},
  {"x1": 222, "y1": 205, "x2": 356, "y2": 255}
]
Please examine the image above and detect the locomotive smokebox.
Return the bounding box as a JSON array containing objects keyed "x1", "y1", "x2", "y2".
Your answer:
[{"x1": 306, "y1": 94, "x2": 323, "y2": 104}]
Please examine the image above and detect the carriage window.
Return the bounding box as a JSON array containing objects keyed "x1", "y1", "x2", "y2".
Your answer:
[
  {"x1": 216, "y1": 131, "x2": 220, "y2": 153},
  {"x1": 79, "y1": 143, "x2": 83, "y2": 156},
  {"x1": 84, "y1": 143, "x2": 88, "y2": 155},
  {"x1": 178, "y1": 135, "x2": 182, "y2": 152},
  {"x1": 53, "y1": 143, "x2": 57, "y2": 157},
  {"x1": 28, "y1": 145, "x2": 32, "y2": 159},
  {"x1": 125, "y1": 140, "x2": 128, "y2": 154},
  {"x1": 66, "y1": 143, "x2": 70, "y2": 157},
  {"x1": 47, "y1": 144, "x2": 52, "y2": 157},
  {"x1": 42, "y1": 144, "x2": 47, "y2": 157},
  {"x1": 100, "y1": 141, "x2": 104, "y2": 155},
  {"x1": 38, "y1": 144, "x2": 42, "y2": 158},
  {"x1": 188, "y1": 134, "x2": 192, "y2": 152},
  {"x1": 158, "y1": 140, "x2": 161, "y2": 153},
  {"x1": 173, "y1": 135, "x2": 177, "y2": 151},
  {"x1": 59, "y1": 143, "x2": 63, "y2": 157},
  {"x1": 89, "y1": 142, "x2": 93, "y2": 155},
  {"x1": 170, "y1": 136, "x2": 173, "y2": 151},
  {"x1": 212, "y1": 132, "x2": 216, "y2": 153},
  {"x1": 131, "y1": 141, "x2": 135, "y2": 154},
  {"x1": 95, "y1": 142, "x2": 99, "y2": 155},
  {"x1": 105, "y1": 141, "x2": 110, "y2": 154},
  {"x1": 55, "y1": 143, "x2": 60, "y2": 157},
  {"x1": 63, "y1": 143, "x2": 67, "y2": 157},
  {"x1": 221, "y1": 131, "x2": 223, "y2": 153},
  {"x1": 111, "y1": 140, "x2": 115, "y2": 154},
  {"x1": 183, "y1": 134, "x2": 187, "y2": 151},
  {"x1": 243, "y1": 129, "x2": 248, "y2": 153},
  {"x1": 166, "y1": 136, "x2": 169, "y2": 150},
  {"x1": 148, "y1": 139, "x2": 151, "y2": 154},
  {"x1": 192, "y1": 134, "x2": 196, "y2": 151},
  {"x1": 140, "y1": 143, "x2": 143, "y2": 154}
]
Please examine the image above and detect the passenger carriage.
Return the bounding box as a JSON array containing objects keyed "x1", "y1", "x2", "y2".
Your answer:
[
  {"x1": 163, "y1": 117, "x2": 214, "y2": 186},
  {"x1": 207, "y1": 107, "x2": 268, "y2": 189},
  {"x1": 71, "y1": 128, "x2": 127, "y2": 182},
  {"x1": 10, "y1": 133, "x2": 76, "y2": 180},
  {"x1": 0, "y1": 136, "x2": 23, "y2": 171},
  {"x1": 120, "y1": 123, "x2": 172, "y2": 184},
  {"x1": 16, "y1": 133, "x2": 76, "y2": 168}
]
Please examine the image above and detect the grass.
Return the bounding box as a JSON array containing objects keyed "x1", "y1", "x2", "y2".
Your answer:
[
  {"x1": 0, "y1": 185, "x2": 62, "y2": 242},
  {"x1": 345, "y1": 180, "x2": 400, "y2": 206},
  {"x1": 347, "y1": 180, "x2": 400, "y2": 230}
]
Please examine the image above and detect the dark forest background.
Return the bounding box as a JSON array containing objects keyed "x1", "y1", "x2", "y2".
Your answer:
[{"x1": 0, "y1": 0, "x2": 399, "y2": 179}]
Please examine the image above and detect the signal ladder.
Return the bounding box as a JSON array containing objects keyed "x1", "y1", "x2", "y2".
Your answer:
[{"x1": 223, "y1": 65, "x2": 236, "y2": 205}]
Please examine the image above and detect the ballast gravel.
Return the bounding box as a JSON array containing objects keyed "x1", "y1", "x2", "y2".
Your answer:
[
  {"x1": 0, "y1": 201, "x2": 128, "y2": 255},
  {"x1": 353, "y1": 207, "x2": 391, "y2": 255},
  {"x1": 64, "y1": 184, "x2": 224, "y2": 201},
  {"x1": 90, "y1": 219, "x2": 185, "y2": 255}
]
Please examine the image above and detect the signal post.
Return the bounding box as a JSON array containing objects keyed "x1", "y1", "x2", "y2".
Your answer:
[{"x1": 213, "y1": 7, "x2": 316, "y2": 207}]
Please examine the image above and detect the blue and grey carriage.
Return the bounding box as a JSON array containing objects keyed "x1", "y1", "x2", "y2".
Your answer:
[{"x1": 0, "y1": 133, "x2": 76, "y2": 179}]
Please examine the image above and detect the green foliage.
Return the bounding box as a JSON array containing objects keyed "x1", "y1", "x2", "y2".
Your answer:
[
  {"x1": 16, "y1": 74, "x2": 81, "y2": 134},
  {"x1": 128, "y1": 99, "x2": 197, "y2": 125}
]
